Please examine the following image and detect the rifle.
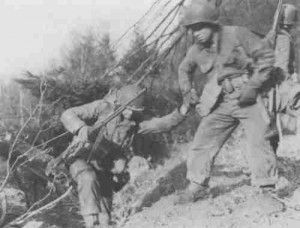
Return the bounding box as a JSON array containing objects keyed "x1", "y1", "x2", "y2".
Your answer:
[
  {"x1": 269, "y1": 0, "x2": 283, "y2": 47},
  {"x1": 267, "y1": 0, "x2": 284, "y2": 141},
  {"x1": 46, "y1": 87, "x2": 146, "y2": 175}
]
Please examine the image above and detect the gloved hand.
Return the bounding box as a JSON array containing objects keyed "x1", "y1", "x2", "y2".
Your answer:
[
  {"x1": 183, "y1": 89, "x2": 199, "y2": 107},
  {"x1": 77, "y1": 125, "x2": 92, "y2": 141},
  {"x1": 111, "y1": 158, "x2": 127, "y2": 174},
  {"x1": 239, "y1": 80, "x2": 260, "y2": 106}
]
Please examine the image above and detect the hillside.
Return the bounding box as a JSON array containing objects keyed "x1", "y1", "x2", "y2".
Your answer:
[{"x1": 2, "y1": 132, "x2": 300, "y2": 228}]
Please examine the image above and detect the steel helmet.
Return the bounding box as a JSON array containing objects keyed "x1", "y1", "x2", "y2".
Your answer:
[
  {"x1": 281, "y1": 4, "x2": 297, "y2": 25},
  {"x1": 116, "y1": 84, "x2": 145, "y2": 112},
  {"x1": 181, "y1": 2, "x2": 220, "y2": 29}
]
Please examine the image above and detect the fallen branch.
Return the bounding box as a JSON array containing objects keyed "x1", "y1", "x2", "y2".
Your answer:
[{"x1": 5, "y1": 186, "x2": 73, "y2": 227}]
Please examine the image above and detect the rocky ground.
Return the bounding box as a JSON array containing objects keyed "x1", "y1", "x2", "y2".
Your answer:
[
  {"x1": 2, "y1": 133, "x2": 300, "y2": 228},
  {"x1": 117, "y1": 136, "x2": 300, "y2": 228}
]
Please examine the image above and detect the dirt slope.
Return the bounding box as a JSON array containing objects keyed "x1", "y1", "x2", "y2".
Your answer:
[
  {"x1": 118, "y1": 135, "x2": 300, "y2": 228},
  {"x1": 4, "y1": 134, "x2": 300, "y2": 228}
]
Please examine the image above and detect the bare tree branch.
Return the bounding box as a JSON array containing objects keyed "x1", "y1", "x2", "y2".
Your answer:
[{"x1": 5, "y1": 186, "x2": 73, "y2": 227}]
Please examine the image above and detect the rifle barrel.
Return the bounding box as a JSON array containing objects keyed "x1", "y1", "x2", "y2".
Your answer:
[
  {"x1": 89, "y1": 87, "x2": 146, "y2": 158},
  {"x1": 271, "y1": 0, "x2": 283, "y2": 33},
  {"x1": 90, "y1": 87, "x2": 146, "y2": 134}
]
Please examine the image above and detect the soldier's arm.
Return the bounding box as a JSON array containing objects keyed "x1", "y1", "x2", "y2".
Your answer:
[
  {"x1": 236, "y1": 27, "x2": 275, "y2": 85},
  {"x1": 178, "y1": 45, "x2": 198, "y2": 96},
  {"x1": 138, "y1": 47, "x2": 198, "y2": 134},
  {"x1": 138, "y1": 108, "x2": 186, "y2": 134},
  {"x1": 60, "y1": 100, "x2": 109, "y2": 134}
]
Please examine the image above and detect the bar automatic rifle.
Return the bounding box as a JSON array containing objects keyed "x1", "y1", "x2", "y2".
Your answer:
[
  {"x1": 268, "y1": 0, "x2": 284, "y2": 141},
  {"x1": 46, "y1": 87, "x2": 146, "y2": 175}
]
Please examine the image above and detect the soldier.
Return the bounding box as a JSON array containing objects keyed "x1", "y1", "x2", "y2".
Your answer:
[
  {"x1": 275, "y1": 3, "x2": 297, "y2": 79},
  {"x1": 57, "y1": 83, "x2": 186, "y2": 228},
  {"x1": 264, "y1": 3, "x2": 297, "y2": 79},
  {"x1": 140, "y1": 0, "x2": 278, "y2": 204},
  {"x1": 59, "y1": 84, "x2": 144, "y2": 228},
  {"x1": 264, "y1": 4, "x2": 298, "y2": 150}
]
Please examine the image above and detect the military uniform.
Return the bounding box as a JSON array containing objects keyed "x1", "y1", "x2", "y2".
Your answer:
[
  {"x1": 60, "y1": 85, "x2": 185, "y2": 227},
  {"x1": 274, "y1": 30, "x2": 295, "y2": 78},
  {"x1": 178, "y1": 25, "x2": 277, "y2": 188},
  {"x1": 263, "y1": 4, "x2": 299, "y2": 146},
  {"x1": 139, "y1": 2, "x2": 278, "y2": 195},
  {"x1": 61, "y1": 100, "x2": 128, "y2": 226}
]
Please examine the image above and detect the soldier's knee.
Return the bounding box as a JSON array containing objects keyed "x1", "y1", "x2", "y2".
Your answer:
[{"x1": 77, "y1": 169, "x2": 97, "y2": 186}]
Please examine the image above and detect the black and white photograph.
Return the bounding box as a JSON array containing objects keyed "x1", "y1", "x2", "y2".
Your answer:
[{"x1": 1, "y1": 0, "x2": 300, "y2": 227}]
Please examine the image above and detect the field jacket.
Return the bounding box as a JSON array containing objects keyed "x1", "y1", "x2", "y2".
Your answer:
[
  {"x1": 178, "y1": 26, "x2": 275, "y2": 116},
  {"x1": 60, "y1": 96, "x2": 186, "y2": 153}
]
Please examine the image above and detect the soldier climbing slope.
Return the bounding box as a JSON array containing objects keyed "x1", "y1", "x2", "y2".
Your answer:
[
  {"x1": 48, "y1": 84, "x2": 184, "y2": 228},
  {"x1": 55, "y1": 84, "x2": 143, "y2": 228},
  {"x1": 140, "y1": 0, "x2": 281, "y2": 205}
]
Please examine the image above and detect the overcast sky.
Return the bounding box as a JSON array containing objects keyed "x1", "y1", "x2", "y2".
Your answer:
[{"x1": 0, "y1": 0, "x2": 153, "y2": 79}]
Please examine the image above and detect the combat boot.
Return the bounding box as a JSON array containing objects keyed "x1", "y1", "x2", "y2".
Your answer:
[
  {"x1": 98, "y1": 212, "x2": 111, "y2": 228},
  {"x1": 259, "y1": 184, "x2": 276, "y2": 195},
  {"x1": 83, "y1": 214, "x2": 101, "y2": 228},
  {"x1": 174, "y1": 182, "x2": 208, "y2": 205}
]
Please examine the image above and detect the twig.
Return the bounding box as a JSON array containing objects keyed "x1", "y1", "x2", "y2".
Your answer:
[
  {"x1": 126, "y1": 53, "x2": 157, "y2": 83},
  {"x1": 11, "y1": 131, "x2": 68, "y2": 169},
  {"x1": 126, "y1": 26, "x2": 180, "y2": 83},
  {"x1": 17, "y1": 148, "x2": 52, "y2": 171},
  {"x1": 31, "y1": 125, "x2": 54, "y2": 146},
  {"x1": 154, "y1": 6, "x2": 180, "y2": 48},
  {"x1": 0, "y1": 78, "x2": 68, "y2": 225},
  {"x1": 26, "y1": 185, "x2": 54, "y2": 213},
  {"x1": 37, "y1": 77, "x2": 47, "y2": 127},
  {"x1": 0, "y1": 113, "x2": 34, "y2": 192},
  {"x1": 156, "y1": 26, "x2": 180, "y2": 53},
  {"x1": 144, "y1": 0, "x2": 185, "y2": 42},
  {"x1": 143, "y1": 0, "x2": 173, "y2": 31},
  {"x1": 136, "y1": 31, "x2": 184, "y2": 85},
  {"x1": 112, "y1": 0, "x2": 162, "y2": 50},
  {"x1": 41, "y1": 97, "x2": 63, "y2": 113},
  {"x1": 6, "y1": 186, "x2": 73, "y2": 227},
  {"x1": 100, "y1": 0, "x2": 184, "y2": 81},
  {"x1": 0, "y1": 191, "x2": 7, "y2": 227}
]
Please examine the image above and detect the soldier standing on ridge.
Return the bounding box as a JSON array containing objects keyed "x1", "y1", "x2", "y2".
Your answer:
[
  {"x1": 264, "y1": 3, "x2": 298, "y2": 151},
  {"x1": 140, "y1": 0, "x2": 279, "y2": 205},
  {"x1": 273, "y1": 4, "x2": 298, "y2": 80}
]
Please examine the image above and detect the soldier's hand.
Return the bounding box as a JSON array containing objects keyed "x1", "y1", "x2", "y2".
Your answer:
[
  {"x1": 111, "y1": 158, "x2": 126, "y2": 174},
  {"x1": 77, "y1": 126, "x2": 92, "y2": 141},
  {"x1": 183, "y1": 89, "x2": 199, "y2": 107},
  {"x1": 239, "y1": 81, "x2": 259, "y2": 106},
  {"x1": 138, "y1": 109, "x2": 186, "y2": 134},
  {"x1": 179, "y1": 103, "x2": 190, "y2": 116}
]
